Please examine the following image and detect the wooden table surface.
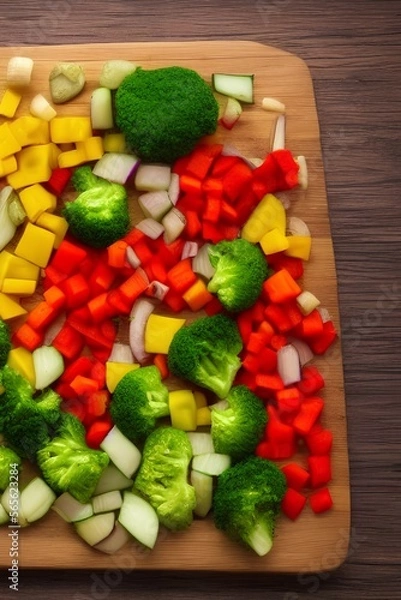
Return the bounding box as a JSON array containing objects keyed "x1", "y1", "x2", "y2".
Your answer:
[{"x1": 1, "y1": 0, "x2": 400, "y2": 598}]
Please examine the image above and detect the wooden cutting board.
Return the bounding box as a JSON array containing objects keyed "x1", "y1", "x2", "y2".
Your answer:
[{"x1": 0, "y1": 40, "x2": 350, "y2": 573}]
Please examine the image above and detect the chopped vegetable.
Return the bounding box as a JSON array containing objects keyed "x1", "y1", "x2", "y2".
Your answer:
[
  {"x1": 49, "y1": 62, "x2": 86, "y2": 104},
  {"x1": 212, "y1": 73, "x2": 254, "y2": 104}
]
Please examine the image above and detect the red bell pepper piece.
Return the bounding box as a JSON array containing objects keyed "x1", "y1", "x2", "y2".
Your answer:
[
  {"x1": 305, "y1": 427, "x2": 333, "y2": 455},
  {"x1": 166, "y1": 258, "x2": 197, "y2": 294},
  {"x1": 60, "y1": 356, "x2": 94, "y2": 383},
  {"x1": 267, "y1": 252, "x2": 304, "y2": 280},
  {"x1": 309, "y1": 320, "x2": 338, "y2": 355},
  {"x1": 12, "y1": 323, "x2": 44, "y2": 352},
  {"x1": 309, "y1": 487, "x2": 333, "y2": 514},
  {"x1": 85, "y1": 417, "x2": 113, "y2": 449},
  {"x1": 26, "y1": 301, "x2": 60, "y2": 331},
  {"x1": 307, "y1": 455, "x2": 332, "y2": 489},
  {"x1": 62, "y1": 273, "x2": 91, "y2": 309},
  {"x1": 52, "y1": 323, "x2": 85, "y2": 360},
  {"x1": 222, "y1": 161, "x2": 253, "y2": 203},
  {"x1": 281, "y1": 488, "x2": 307, "y2": 520},
  {"x1": 43, "y1": 285, "x2": 66, "y2": 310},
  {"x1": 45, "y1": 167, "x2": 72, "y2": 196},
  {"x1": 292, "y1": 396, "x2": 324, "y2": 437},
  {"x1": 276, "y1": 387, "x2": 303, "y2": 414},
  {"x1": 281, "y1": 462, "x2": 310, "y2": 491},
  {"x1": 50, "y1": 238, "x2": 88, "y2": 275},
  {"x1": 297, "y1": 365, "x2": 325, "y2": 395}
]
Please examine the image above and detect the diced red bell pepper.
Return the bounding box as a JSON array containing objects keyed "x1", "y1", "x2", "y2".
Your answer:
[
  {"x1": 307, "y1": 455, "x2": 332, "y2": 489},
  {"x1": 281, "y1": 462, "x2": 310, "y2": 491},
  {"x1": 309, "y1": 320, "x2": 338, "y2": 355},
  {"x1": 255, "y1": 372, "x2": 284, "y2": 393},
  {"x1": 166, "y1": 258, "x2": 197, "y2": 294},
  {"x1": 25, "y1": 301, "x2": 60, "y2": 331},
  {"x1": 60, "y1": 356, "x2": 94, "y2": 383},
  {"x1": 50, "y1": 238, "x2": 88, "y2": 275},
  {"x1": 297, "y1": 309, "x2": 324, "y2": 338},
  {"x1": 309, "y1": 487, "x2": 333, "y2": 514},
  {"x1": 222, "y1": 161, "x2": 253, "y2": 203},
  {"x1": 45, "y1": 167, "x2": 72, "y2": 195},
  {"x1": 43, "y1": 285, "x2": 66, "y2": 310},
  {"x1": 62, "y1": 273, "x2": 91, "y2": 309},
  {"x1": 297, "y1": 365, "x2": 325, "y2": 395},
  {"x1": 276, "y1": 387, "x2": 303, "y2": 414},
  {"x1": 281, "y1": 488, "x2": 307, "y2": 520},
  {"x1": 292, "y1": 396, "x2": 324, "y2": 437},
  {"x1": 305, "y1": 427, "x2": 333, "y2": 455},
  {"x1": 84, "y1": 389, "x2": 110, "y2": 419},
  {"x1": 257, "y1": 406, "x2": 296, "y2": 459},
  {"x1": 52, "y1": 323, "x2": 85, "y2": 360},
  {"x1": 70, "y1": 375, "x2": 99, "y2": 396},
  {"x1": 267, "y1": 252, "x2": 304, "y2": 280},
  {"x1": 85, "y1": 417, "x2": 113, "y2": 449}
]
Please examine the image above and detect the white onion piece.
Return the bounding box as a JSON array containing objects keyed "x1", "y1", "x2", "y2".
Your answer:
[
  {"x1": 162, "y1": 208, "x2": 186, "y2": 244},
  {"x1": 192, "y1": 453, "x2": 231, "y2": 477},
  {"x1": 168, "y1": 172, "x2": 180, "y2": 205},
  {"x1": 43, "y1": 312, "x2": 66, "y2": 346},
  {"x1": 221, "y1": 143, "x2": 257, "y2": 170},
  {"x1": 190, "y1": 470, "x2": 213, "y2": 518},
  {"x1": 33, "y1": 345, "x2": 64, "y2": 390},
  {"x1": 108, "y1": 342, "x2": 134, "y2": 364},
  {"x1": 262, "y1": 96, "x2": 286, "y2": 113},
  {"x1": 181, "y1": 241, "x2": 198, "y2": 260},
  {"x1": 99, "y1": 60, "x2": 137, "y2": 89},
  {"x1": 92, "y1": 490, "x2": 122, "y2": 514},
  {"x1": 0, "y1": 186, "x2": 17, "y2": 251},
  {"x1": 317, "y1": 306, "x2": 331, "y2": 323},
  {"x1": 296, "y1": 156, "x2": 308, "y2": 190},
  {"x1": 94, "y1": 521, "x2": 132, "y2": 554},
  {"x1": 7, "y1": 56, "x2": 34, "y2": 87},
  {"x1": 192, "y1": 243, "x2": 215, "y2": 281},
  {"x1": 275, "y1": 191, "x2": 292, "y2": 210},
  {"x1": 187, "y1": 432, "x2": 215, "y2": 456},
  {"x1": 277, "y1": 344, "x2": 301, "y2": 386},
  {"x1": 272, "y1": 114, "x2": 286, "y2": 151},
  {"x1": 129, "y1": 297, "x2": 156, "y2": 364},
  {"x1": 138, "y1": 190, "x2": 172, "y2": 221},
  {"x1": 52, "y1": 492, "x2": 93, "y2": 523},
  {"x1": 287, "y1": 337, "x2": 314, "y2": 367},
  {"x1": 126, "y1": 245, "x2": 141, "y2": 269},
  {"x1": 287, "y1": 216, "x2": 311, "y2": 237},
  {"x1": 296, "y1": 290, "x2": 320, "y2": 315},
  {"x1": 19, "y1": 477, "x2": 56, "y2": 524},
  {"x1": 100, "y1": 426, "x2": 142, "y2": 479},
  {"x1": 146, "y1": 281, "x2": 169, "y2": 301},
  {"x1": 93, "y1": 464, "x2": 133, "y2": 496},
  {"x1": 93, "y1": 152, "x2": 140, "y2": 185},
  {"x1": 135, "y1": 218, "x2": 164, "y2": 240},
  {"x1": 135, "y1": 164, "x2": 171, "y2": 192},
  {"x1": 30, "y1": 94, "x2": 57, "y2": 121},
  {"x1": 75, "y1": 512, "x2": 115, "y2": 547},
  {"x1": 90, "y1": 87, "x2": 114, "y2": 130},
  {"x1": 118, "y1": 491, "x2": 159, "y2": 550}
]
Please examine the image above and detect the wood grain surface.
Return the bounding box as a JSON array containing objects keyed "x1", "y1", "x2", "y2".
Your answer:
[{"x1": 0, "y1": 0, "x2": 400, "y2": 599}]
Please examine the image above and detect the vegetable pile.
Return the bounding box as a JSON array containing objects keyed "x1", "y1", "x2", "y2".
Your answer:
[{"x1": 0, "y1": 56, "x2": 337, "y2": 557}]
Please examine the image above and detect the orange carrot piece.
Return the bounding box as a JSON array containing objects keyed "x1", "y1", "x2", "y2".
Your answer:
[
  {"x1": 153, "y1": 353, "x2": 169, "y2": 379},
  {"x1": 107, "y1": 239, "x2": 128, "y2": 269},
  {"x1": 263, "y1": 268, "x2": 302, "y2": 304},
  {"x1": 26, "y1": 301, "x2": 59, "y2": 330},
  {"x1": 183, "y1": 278, "x2": 215, "y2": 311},
  {"x1": 118, "y1": 268, "x2": 149, "y2": 303},
  {"x1": 12, "y1": 323, "x2": 44, "y2": 352},
  {"x1": 43, "y1": 285, "x2": 66, "y2": 310},
  {"x1": 166, "y1": 258, "x2": 197, "y2": 294}
]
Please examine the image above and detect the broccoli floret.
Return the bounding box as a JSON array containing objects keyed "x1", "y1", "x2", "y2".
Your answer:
[
  {"x1": 0, "y1": 446, "x2": 22, "y2": 492},
  {"x1": 211, "y1": 385, "x2": 267, "y2": 462},
  {"x1": 0, "y1": 319, "x2": 11, "y2": 368},
  {"x1": 114, "y1": 66, "x2": 219, "y2": 164},
  {"x1": 167, "y1": 314, "x2": 243, "y2": 399},
  {"x1": 0, "y1": 366, "x2": 63, "y2": 461},
  {"x1": 207, "y1": 238, "x2": 269, "y2": 312},
  {"x1": 37, "y1": 412, "x2": 109, "y2": 503},
  {"x1": 213, "y1": 456, "x2": 287, "y2": 556},
  {"x1": 62, "y1": 166, "x2": 130, "y2": 248},
  {"x1": 134, "y1": 426, "x2": 196, "y2": 531},
  {"x1": 110, "y1": 366, "x2": 170, "y2": 445}
]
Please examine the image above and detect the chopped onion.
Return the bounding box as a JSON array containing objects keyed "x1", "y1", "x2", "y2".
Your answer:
[
  {"x1": 108, "y1": 342, "x2": 134, "y2": 364},
  {"x1": 168, "y1": 172, "x2": 180, "y2": 205},
  {"x1": 75, "y1": 512, "x2": 115, "y2": 547},
  {"x1": 99, "y1": 60, "x2": 137, "y2": 90},
  {"x1": 52, "y1": 492, "x2": 93, "y2": 523},
  {"x1": 20, "y1": 477, "x2": 56, "y2": 524},
  {"x1": 90, "y1": 87, "x2": 114, "y2": 129},
  {"x1": 43, "y1": 312, "x2": 66, "y2": 346},
  {"x1": 272, "y1": 114, "x2": 286, "y2": 151},
  {"x1": 7, "y1": 189, "x2": 26, "y2": 226},
  {"x1": 190, "y1": 470, "x2": 213, "y2": 518},
  {"x1": 94, "y1": 521, "x2": 132, "y2": 554},
  {"x1": 192, "y1": 243, "x2": 215, "y2": 280},
  {"x1": 7, "y1": 56, "x2": 34, "y2": 87},
  {"x1": 287, "y1": 216, "x2": 310, "y2": 237},
  {"x1": 277, "y1": 344, "x2": 301, "y2": 386},
  {"x1": 100, "y1": 426, "x2": 142, "y2": 479},
  {"x1": 93, "y1": 464, "x2": 133, "y2": 496},
  {"x1": 187, "y1": 432, "x2": 215, "y2": 456},
  {"x1": 135, "y1": 164, "x2": 171, "y2": 192},
  {"x1": 0, "y1": 186, "x2": 17, "y2": 251},
  {"x1": 146, "y1": 280, "x2": 169, "y2": 301},
  {"x1": 262, "y1": 96, "x2": 286, "y2": 113},
  {"x1": 317, "y1": 306, "x2": 331, "y2": 323},
  {"x1": 129, "y1": 297, "x2": 156, "y2": 364},
  {"x1": 135, "y1": 218, "x2": 164, "y2": 240},
  {"x1": 138, "y1": 190, "x2": 172, "y2": 221},
  {"x1": 126, "y1": 246, "x2": 141, "y2": 269},
  {"x1": 33, "y1": 345, "x2": 64, "y2": 390},
  {"x1": 192, "y1": 453, "x2": 231, "y2": 477},
  {"x1": 296, "y1": 290, "x2": 320, "y2": 315},
  {"x1": 92, "y1": 490, "x2": 122, "y2": 514},
  {"x1": 181, "y1": 241, "x2": 198, "y2": 260},
  {"x1": 30, "y1": 94, "x2": 57, "y2": 121},
  {"x1": 118, "y1": 491, "x2": 159, "y2": 549},
  {"x1": 93, "y1": 152, "x2": 140, "y2": 185},
  {"x1": 162, "y1": 207, "x2": 186, "y2": 244},
  {"x1": 296, "y1": 156, "x2": 308, "y2": 190},
  {"x1": 287, "y1": 337, "x2": 314, "y2": 366}
]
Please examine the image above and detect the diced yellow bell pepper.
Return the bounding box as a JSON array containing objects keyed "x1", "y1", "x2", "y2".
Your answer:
[
  {"x1": 9, "y1": 116, "x2": 50, "y2": 147},
  {"x1": 50, "y1": 116, "x2": 92, "y2": 144},
  {"x1": 241, "y1": 193, "x2": 286, "y2": 243},
  {"x1": 144, "y1": 314, "x2": 186, "y2": 354},
  {"x1": 1, "y1": 278, "x2": 37, "y2": 296},
  {"x1": 35, "y1": 212, "x2": 69, "y2": 248},
  {"x1": 19, "y1": 183, "x2": 57, "y2": 222},
  {"x1": 0, "y1": 291, "x2": 27, "y2": 320},
  {"x1": 14, "y1": 222, "x2": 56, "y2": 268},
  {"x1": 284, "y1": 235, "x2": 312, "y2": 261},
  {"x1": 259, "y1": 227, "x2": 290, "y2": 255},
  {"x1": 76, "y1": 136, "x2": 104, "y2": 161},
  {"x1": 7, "y1": 143, "x2": 58, "y2": 189},
  {"x1": 0, "y1": 155, "x2": 17, "y2": 178},
  {"x1": 196, "y1": 406, "x2": 211, "y2": 427},
  {"x1": 105, "y1": 361, "x2": 140, "y2": 393},
  {"x1": 103, "y1": 133, "x2": 126, "y2": 153},
  {"x1": 193, "y1": 390, "x2": 208, "y2": 409},
  {"x1": 7, "y1": 347, "x2": 35, "y2": 387},
  {"x1": 0, "y1": 250, "x2": 40, "y2": 285},
  {"x1": 169, "y1": 389, "x2": 197, "y2": 431},
  {"x1": 58, "y1": 147, "x2": 88, "y2": 169},
  {"x1": 0, "y1": 88, "x2": 22, "y2": 118},
  {"x1": 0, "y1": 123, "x2": 21, "y2": 159}
]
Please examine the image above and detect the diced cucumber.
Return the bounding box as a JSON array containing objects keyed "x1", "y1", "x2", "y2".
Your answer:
[
  {"x1": 100, "y1": 426, "x2": 141, "y2": 479},
  {"x1": 92, "y1": 490, "x2": 122, "y2": 514},
  {"x1": 75, "y1": 512, "x2": 115, "y2": 547},
  {"x1": 212, "y1": 73, "x2": 254, "y2": 104},
  {"x1": 187, "y1": 432, "x2": 215, "y2": 456},
  {"x1": 192, "y1": 453, "x2": 231, "y2": 476},
  {"x1": 52, "y1": 492, "x2": 93, "y2": 523},
  {"x1": 93, "y1": 464, "x2": 133, "y2": 496},
  {"x1": 118, "y1": 491, "x2": 159, "y2": 550},
  {"x1": 190, "y1": 470, "x2": 213, "y2": 518}
]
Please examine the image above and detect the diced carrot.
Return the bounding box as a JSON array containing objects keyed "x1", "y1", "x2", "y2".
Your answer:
[
  {"x1": 107, "y1": 239, "x2": 128, "y2": 269},
  {"x1": 43, "y1": 285, "x2": 66, "y2": 310},
  {"x1": 67, "y1": 305, "x2": 92, "y2": 324},
  {"x1": 12, "y1": 323, "x2": 44, "y2": 352},
  {"x1": 70, "y1": 375, "x2": 100, "y2": 396},
  {"x1": 263, "y1": 268, "x2": 302, "y2": 304},
  {"x1": 166, "y1": 258, "x2": 197, "y2": 294},
  {"x1": 87, "y1": 292, "x2": 117, "y2": 322},
  {"x1": 118, "y1": 268, "x2": 149, "y2": 303},
  {"x1": 26, "y1": 301, "x2": 59, "y2": 330},
  {"x1": 183, "y1": 278, "x2": 214, "y2": 311},
  {"x1": 153, "y1": 353, "x2": 169, "y2": 379},
  {"x1": 88, "y1": 260, "x2": 117, "y2": 296}
]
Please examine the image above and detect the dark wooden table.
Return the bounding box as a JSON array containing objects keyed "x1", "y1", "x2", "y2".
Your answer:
[{"x1": 1, "y1": 0, "x2": 401, "y2": 598}]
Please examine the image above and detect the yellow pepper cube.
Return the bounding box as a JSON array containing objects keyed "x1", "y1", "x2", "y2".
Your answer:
[
  {"x1": 0, "y1": 88, "x2": 22, "y2": 118},
  {"x1": 103, "y1": 133, "x2": 126, "y2": 153},
  {"x1": 144, "y1": 314, "x2": 186, "y2": 354},
  {"x1": 105, "y1": 362, "x2": 140, "y2": 393},
  {"x1": 58, "y1": 147, "x2": 88, "y2": 169},
  {"x1": 0, "y1": 156, "x2": 17, "y2": 178},
  {"x1": 241, "y1": 193, "x2": 286, "y2": 243},
  {"x1": 0, "y1": 123, "x2": 21, "y2": 160},
  {"x1": 1, "y1": 278, "x2": 37, "y2": 296},
  {"x1": 14, "y1": 222, "x2": 56, "y2": 268},
  {"x1": 9, "y1": 116, "x2": 50, "y2": 147},
  {"x1": 19, "y1": 184, "x2": 57, "y2": 222},
  {"x1": 7, "y1": 347, "x2": 35, "y2": 387},
  {"x1": 194, "y1": 390, "x2": 208, "y2": 409},
  {"x1": 285, "y1": 235, "x2": 312, "y2": 261},
  {"x1": 0, "y1": 251, "x2": 40, "y2": 285},
  {"x1": 76, "y1": 136, "x2": 104, "y2": 161},
  {"x1": 0, "y1": 291, "x2": 27, "y2": 320},
  {"x1": 36, "y1": 212, "x2": 69, "y2": 248},
  {"x1": 259, "y1": 227, "x2": 290, "y2": 255},
  {"x1": 196, "y1": 406, "x2": 212, "y2": 427},
  {"x1": 50, "y1": 117, "x2": 92, "y2": 144},
  {"x1": 7, "y1": 144, "x2": 56, "y2": 189},
  {"x1": 169, "y1": 390, "x2": 197, "y2": 431}
]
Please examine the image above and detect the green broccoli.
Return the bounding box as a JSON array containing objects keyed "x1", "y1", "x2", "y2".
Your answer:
[
  {"x1": 207, "y1": 238, "x2": 269, "y2": 312},
  {"x1": 0, "y1": 319, "x2": 11, "y2": 368},
  {"x1": 110, "y1": 365, "x2": 170, "y2": 445},
  {"x1": 37, "y1": 412, "x2": 109, "y2": 503},
  {"x1": 62, "y1": 165, "x2": 130, "y2": 248},
  {"x1": 114, "y1": 66, "x2": 219, "y2": 164},
  {"x1": 0, "y1": 366, "x2": 63, "y2": 461},
  {"x1": 134, "y1": 426, "x2": 196, "y2": 531},
  {"x1": 212, "y1": 456, "x2": 287, "y2": 556},
  {"x1": 0, "y1": 446, "x2": 22, "y2": 492},
  {"x1": 211, "y1": 385, "x2": 267, "y2": 462},
  {"x1": 167, "y1": 314, "x2": 243, "y2": 399}
]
